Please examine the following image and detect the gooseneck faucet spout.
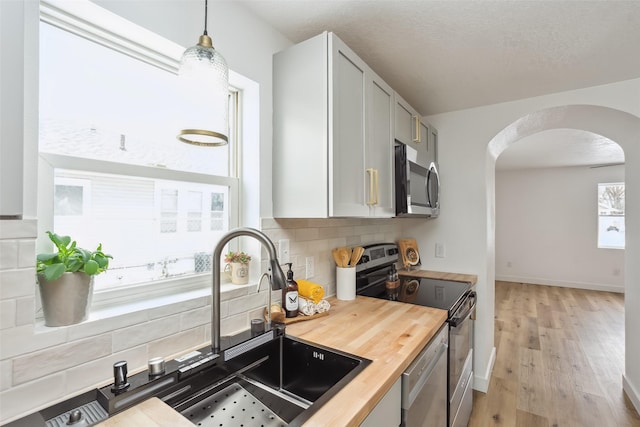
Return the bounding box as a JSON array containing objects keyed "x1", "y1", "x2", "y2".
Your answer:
[{"x1": 211, "y1": 227, "x2": 286, "y2": 353}]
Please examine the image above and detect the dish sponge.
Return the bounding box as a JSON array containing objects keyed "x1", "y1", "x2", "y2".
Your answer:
[{"x1": 297, "y1": 279, "x2": 325, "y2": 304}]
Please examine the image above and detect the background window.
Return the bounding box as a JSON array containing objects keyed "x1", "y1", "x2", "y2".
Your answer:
[{"x1": 598, "y1": 182, "x2": 625, "y2": 249}]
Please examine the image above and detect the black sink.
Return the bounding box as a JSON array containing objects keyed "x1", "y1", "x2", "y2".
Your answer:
[{"x1": 169, "y1": 335, "x2": 371, "y2": 426}]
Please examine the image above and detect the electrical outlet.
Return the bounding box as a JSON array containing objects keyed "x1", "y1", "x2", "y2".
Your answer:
[
  {"x1": 305, "y1": 256, "x2": 314, "y2": 278},
  {"x1": 279, "y1": 239, "x2": 290, "y2": 264},
  {"x1": 435, "y1": 242, "x2": 445, "y2": 258}
]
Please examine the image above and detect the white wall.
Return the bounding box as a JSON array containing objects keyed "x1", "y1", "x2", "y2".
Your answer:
[
  {"x1": 418, "y1": 78, "x2": 640, "y2": 404},
  {"x1": 495, "y1": 165, "x2": 625, "y2": 292}
]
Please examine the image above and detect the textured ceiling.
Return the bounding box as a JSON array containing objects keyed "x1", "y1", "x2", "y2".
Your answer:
[
  {"x1": 496, "y1": 129, "x2": 624, "y2": 170},
  {"x1": 238, "y1": 0, "x2": 638, "y2": 168}
]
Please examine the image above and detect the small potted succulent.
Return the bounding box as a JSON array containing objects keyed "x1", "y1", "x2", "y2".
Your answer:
[
  {"x1": 36, "y1": 231, "x2": 112, "y2": 326},
  {"x1": 223, "y1": 251, "x2": 252, "y2": 285}
]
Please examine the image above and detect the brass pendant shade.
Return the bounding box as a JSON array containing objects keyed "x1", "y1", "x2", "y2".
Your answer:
[{"x1": 177, "y1": 0, "x2": 229, "y2": 147}]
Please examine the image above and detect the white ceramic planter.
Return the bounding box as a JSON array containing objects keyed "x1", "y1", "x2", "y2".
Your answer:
[{"x1": 227, "y1": 262, "x2": 249, "y2": 285}]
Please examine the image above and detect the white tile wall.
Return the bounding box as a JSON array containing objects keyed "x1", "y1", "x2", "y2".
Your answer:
[{"x1": 0, "y1": 217, "x2": 412, "y2": 424}]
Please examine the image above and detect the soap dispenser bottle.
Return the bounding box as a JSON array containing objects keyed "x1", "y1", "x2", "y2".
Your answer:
[{"x1": 282, "y1": 263, "x2": 299, "y2": 318}]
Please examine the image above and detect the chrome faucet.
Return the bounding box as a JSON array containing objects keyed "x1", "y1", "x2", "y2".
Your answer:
[{"x1": 211, "y1": 227, "x2": 287, "y2": 353}]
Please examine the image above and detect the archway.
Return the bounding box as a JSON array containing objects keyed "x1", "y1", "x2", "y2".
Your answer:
[{"x1": 485, "y1": 104, "x2": 640, "y2": 412}]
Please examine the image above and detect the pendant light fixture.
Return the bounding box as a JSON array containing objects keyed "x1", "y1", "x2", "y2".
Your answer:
[{"x1": 177, "y1": 0, "x2": 229, "y2": 146}]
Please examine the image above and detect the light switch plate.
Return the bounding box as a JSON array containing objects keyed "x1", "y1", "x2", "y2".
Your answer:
[
  {"x1": 435, "y1": 242, "x2": 445, "y2": 258},
  {"x1": 305, "y1": 256, "x2": 314, "y2": 278},
  {"x1": 279, "y1": 239, "x2": 290, "y2": 264}
]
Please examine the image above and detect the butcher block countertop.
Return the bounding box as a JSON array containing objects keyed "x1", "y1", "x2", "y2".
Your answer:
[
  {"x1": 398, "y1": 268, "x2": 478, "y2": 285},
  {"x1": 97, "y1": 296, "x2": 447, "y2": 427}
]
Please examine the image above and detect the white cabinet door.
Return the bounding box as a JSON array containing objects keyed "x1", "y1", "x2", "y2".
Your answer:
[
  {"x1": 273, "y1": 32, "x2": 395, "y2": 219},
  {"x1": 360, "y1": 377, "x2": 401, "y2": 427},
  {"x1": 367, "y1": 73, "x2": 395, "y2": 217},
  {"x1": 394, "y1": 93, "x2": 421, "y2": 149},
  {"x1": 427, "y1": 123, "x2": 439, "y2": 166},
  {"x1": 273, "y1": 33, "x2": 329, "y2": 218},
  {"x1": 394, "y1": 95, "x2": 414, "y2": 146},
  {"x1": 329, "y1": 35, "x2": 369, "y2": 217}
]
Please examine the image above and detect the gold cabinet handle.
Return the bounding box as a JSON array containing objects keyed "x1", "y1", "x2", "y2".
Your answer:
[
  {"x1": 374, "y1": 169, "x2": 379, "y2": 205},
  {"x1": 412, "y1": 116, "x2": 421, "y2": 143},
  {"x1": 366, "y1": 168, "x2": 376, "y2": 205}
]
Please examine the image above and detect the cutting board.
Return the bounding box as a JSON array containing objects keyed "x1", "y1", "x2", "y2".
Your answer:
[
  {"x1": 265, "y1": 308, "x2": 329, "y2": 324},
  {"x1": 95, "y1": 397, "x2": 192, "y2": 427}
]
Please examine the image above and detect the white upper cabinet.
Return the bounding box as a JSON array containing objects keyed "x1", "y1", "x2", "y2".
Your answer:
[
  {"x1": 426, "y1": 122, "x2": 439, "y2": 166},
  {"x1": 394, "y1": 93, "x2": 420, "y2": 149},
  {"x1": 394, "y1": 93, "x2": 438, "y2": 167},
  {"x1": 273, "y1": 32, "x2": 394, "y2": 218}
]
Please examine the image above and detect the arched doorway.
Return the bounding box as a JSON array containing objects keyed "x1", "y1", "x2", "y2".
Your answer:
[{"x1": 485, "y1": 104, "x2": 640, "y2": 413}]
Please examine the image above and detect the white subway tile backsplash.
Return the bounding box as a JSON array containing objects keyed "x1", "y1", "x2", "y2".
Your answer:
[
  {"x1": 0, "y1": 269, "x2": 36, "y2": 300},
  {"x1": 0, "y1": 300, "x2": 16, "y2": 330},
  {"x1": 295, "y1": 228, "x2": 320, "y2": 241},
  {"x1": 65, "y1": 345, "x2": 148, "y2": 394},
  {"x1": 147, "y1": 295, "x2": 209, "y2": 320},
  {"x1": 180, "y1": 306, "x2": 211, "y2": 330},
  {"x1": 13, "y1": 335, "x2": 112, "y2": 384},
  {"x1": 0, "y1": 219, "x2": 37, "y2": 239},
  {"x1": 221, "y1": 312, "x2": 250, "y2": 336},
  {"x1": 0, "y1": 373, "x2": 65, "y2": 423},
  {"x1": 227, "y1": 290, "x2": 266, "y2": 316},
  {"x1": 0, "y1": 325, "x2": 67, "y2": 359},
  {"x1": 112, "y1": 316, "x2": 181, "y2": 352},
  {"x1": 67, "y1": 310, "x2": 149, "y2": 341},
  {"x1": 148, "y1": 326, "x2": 206, "y2": 360},
  {"x1": 1, "y1": 360, "x2": 12, "y2": 391},
  {"x1": 0, "y1": 240, "x2": 18, "y2": 269},
  {"x1": 17, "y1": 239, "x2": 35, "y2": 269},
  {"x1": 15, "y1": 297, "x2": 35, "y2": 326}
]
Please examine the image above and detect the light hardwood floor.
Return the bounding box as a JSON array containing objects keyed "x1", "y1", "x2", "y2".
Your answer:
[{"x1": 469, "y1": 281, "x2": 640, "y2": 427}]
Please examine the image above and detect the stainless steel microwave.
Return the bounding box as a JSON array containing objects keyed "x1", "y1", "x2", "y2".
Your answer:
[{"x1": 394, "y1": 142, "x2": 440, "y2": 217}]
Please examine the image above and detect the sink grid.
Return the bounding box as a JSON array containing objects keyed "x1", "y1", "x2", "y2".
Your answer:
[{"x1": 181, "y1": 382, "x2": 287, "y2": 427}]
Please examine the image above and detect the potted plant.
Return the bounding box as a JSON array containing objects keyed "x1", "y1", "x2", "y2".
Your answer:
[
  {"x1": 223, "y1": 251, "x2": 252, "y2": 285},
  {"x1": 36, "y1": 231, "x2": 112, "y2": 326}
]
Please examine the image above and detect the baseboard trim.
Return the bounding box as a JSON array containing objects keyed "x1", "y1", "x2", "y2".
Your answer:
[
  {"x1": 623, "y1": 374, "x2": 640, "y2": 416},
  {"x1": 495, "y1": 275, "x2": 624, "y2": 294},
  {"x1": 473, "y1": 346, "x2": 496, "y2": 393}
]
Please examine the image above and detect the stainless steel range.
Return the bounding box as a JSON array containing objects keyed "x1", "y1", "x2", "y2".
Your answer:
[{"x1": 355, "y1": 243, "x2": 476, "y2": 427}]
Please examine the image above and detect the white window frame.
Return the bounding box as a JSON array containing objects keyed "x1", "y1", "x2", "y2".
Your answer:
[{"x1": 36, "y1": 0, "x2": 251, "y2": 310}]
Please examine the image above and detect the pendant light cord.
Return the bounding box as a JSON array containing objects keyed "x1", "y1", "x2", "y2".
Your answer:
[{"x1": 203, "y1": 0, "x2": 208, "y2": 36}]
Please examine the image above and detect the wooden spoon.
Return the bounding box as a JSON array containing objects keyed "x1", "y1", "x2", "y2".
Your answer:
[
  {"x1": 350, "y1": 246, "x2": 364, "y2": 266},
  {"x1": 337, "y1": 247, "x2": 351, "y2": 268},
  {"x1": 331, "y1": 248, "x2": 342, "y2": 267}
]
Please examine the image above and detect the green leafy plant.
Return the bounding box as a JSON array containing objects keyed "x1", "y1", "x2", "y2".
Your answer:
[
  {"x1": 37, "y1": 231, "x2": 112, "y2": 281},
  {"x1": 224, "y1": 251, "x2": 252, "y2": 264}
]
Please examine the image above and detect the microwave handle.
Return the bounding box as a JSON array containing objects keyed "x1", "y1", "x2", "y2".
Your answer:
[{"x1": 427, "y1": 164, "x2": 440, "y2": 208}]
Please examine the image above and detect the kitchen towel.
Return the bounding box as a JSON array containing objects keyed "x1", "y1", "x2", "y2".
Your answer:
[{"x1": 297, "y1": 279, "x2": 325, "y2": 304}]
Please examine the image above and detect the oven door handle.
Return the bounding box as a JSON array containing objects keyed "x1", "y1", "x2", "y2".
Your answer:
[{"x1": 448, "y1": 291, "x2": 476, "y2": 328}]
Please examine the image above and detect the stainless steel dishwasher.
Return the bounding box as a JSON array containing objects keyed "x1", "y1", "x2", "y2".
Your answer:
[{"x1": 401, "y1": 324, "x2": 448, "y2": 427}]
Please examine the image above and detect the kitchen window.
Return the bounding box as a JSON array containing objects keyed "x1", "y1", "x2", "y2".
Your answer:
[
  {"x1": 597, "y1": 182, "x2": 625, "y2": 249},
  {"x1": 37, "y1": 1, "x2": 246, "y2": 307}
]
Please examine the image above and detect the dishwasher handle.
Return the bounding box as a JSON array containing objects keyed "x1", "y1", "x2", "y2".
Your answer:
[{"x1": 402, "y1": 333, "x2": 448, "y2": 409}]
